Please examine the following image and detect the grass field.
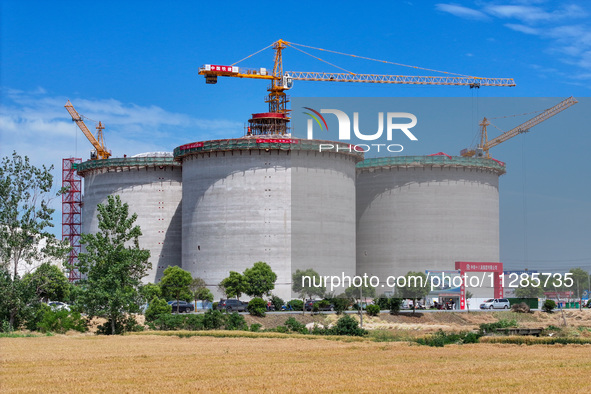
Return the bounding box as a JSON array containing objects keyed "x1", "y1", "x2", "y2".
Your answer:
[{"x1": 2, "y1": 334, "x2": 591, "y2": 392}]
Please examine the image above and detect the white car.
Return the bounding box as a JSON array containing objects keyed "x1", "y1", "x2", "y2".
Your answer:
[
  {"x1": 480, "y1": 298, "x2": 510, "y2": 310},
  {"x1": 48, "y1": 301, "x2": 70, "y2": 311}
]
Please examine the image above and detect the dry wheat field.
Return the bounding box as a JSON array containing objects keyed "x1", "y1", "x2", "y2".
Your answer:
[{"x1": 2, "y1": 334, "x2": 591, "y2": 393}]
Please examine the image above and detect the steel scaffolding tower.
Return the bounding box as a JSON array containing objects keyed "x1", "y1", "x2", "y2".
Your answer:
[{"x1": 62, "y1": 158, "x2": 82, "y2": 282}]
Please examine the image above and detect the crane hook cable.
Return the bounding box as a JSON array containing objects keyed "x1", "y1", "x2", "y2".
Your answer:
[{"x1": 287, "y1": 41, "x2": 476, "y2": 78}]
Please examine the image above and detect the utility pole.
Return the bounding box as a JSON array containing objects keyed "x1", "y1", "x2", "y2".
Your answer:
[{"x1": 359, "y1": 286, "x2": 363, "y2": 329}]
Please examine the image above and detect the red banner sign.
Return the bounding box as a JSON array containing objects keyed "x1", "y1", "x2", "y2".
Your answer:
[
  {"x1": 256, "y1": 139, "x2": 298, "y2": 144},
  {"x1": 544, "y1": 291, "x2": 574, "y2": 298},
  {"x1": 456, "y1": 262, "x2": 502, "y2": 272},
  {"x1": 178, "y1": 142, "x2": 204, "y2": 150},
  {"x1": 209, "y1": 65, "x2": 236, "y2": 73}
]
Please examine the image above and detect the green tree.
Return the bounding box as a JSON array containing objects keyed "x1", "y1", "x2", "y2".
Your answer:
[
  {"x1": 515, "y1": 282, "x2": 544, "y2": 298},
  {"x1": 243, "y1": 261, "x2": 277, "y2": 298},
  {"x1": 219, "y1": 271, "x2": 247, "y2": 300},
  {"x1": 292, "y1": 268, "x2": 325, "y2": 314},
  {"x1": 0, "y1": 152, "x2": 69, "y2": 277},
  {"x1": 0, "y1": 152, "x2": 69, "y2": 329},
  {"x1": 139, "y1": 283, "x2": 162, "y2": 304},
  {"x1": 398, "y1": 272, "x2": 429, "y2": 313},
  {"x1": 569, "y1": 268, "x2": 590, "y2": 299},
  {"x1": 345, "y1": 283, "x2": 376, "y2": 305},
  {"x1": 189, "y1": 277, "x2": 213, "y2": 310},
  {"x1": 159, "y1": 266, "x2": 193, "y2": 310},
  {"x1": 23, "y1": 262, "x2": 70, "y2": 302},
  {"x1": 76, "y1": 195, "x2": 151, "y2": 335},
  {"x1": 144, "y1": 296, "x2": 172, "y2": 322},
  {"x1": 0, "y1": 269, "x2": 37, "y2": 330}
]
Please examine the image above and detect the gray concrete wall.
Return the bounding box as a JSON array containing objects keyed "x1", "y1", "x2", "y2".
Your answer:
[
  {"x1": 81, "y1": 164, "x2": 182, "y2": 283},
  {"x1": 181, "y1": 150, "x2": 292, "y2": 300},
  {"x1": 356, "y1": 164, "x2": 500, "y2": 296},
  {"x1": 181, "y1": 146, "x2": 358, "y2": 301}
]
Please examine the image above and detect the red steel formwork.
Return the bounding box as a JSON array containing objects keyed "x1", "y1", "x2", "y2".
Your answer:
[{"x1": 62, "y1": 158, "x2": 82, "y2": 282}]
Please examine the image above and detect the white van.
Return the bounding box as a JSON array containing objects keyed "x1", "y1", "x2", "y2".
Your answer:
[{"x1": 480, "y1": 298, "x2": 510, "y2": 310}]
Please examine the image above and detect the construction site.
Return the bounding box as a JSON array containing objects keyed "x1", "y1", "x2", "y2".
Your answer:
[{"x1": 60, "y1": 40, "x2": 578, "y2": 303}]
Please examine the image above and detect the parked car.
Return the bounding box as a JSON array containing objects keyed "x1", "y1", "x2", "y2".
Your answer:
[
  {"x1": 48, "y1": 301, "x2": 70, "y2": 311},
  {"x1": 167, "y1": 300, "x2": 194, "y2": 313},
  {"x1": 305, "y1": 300, "x2": 334, "y2": 312},
  {"x1": 480, "y1": 298, "x2": 510, "y2": 310},
  {"x1": 217, "y1": 299, "x2": 248, "y2": 312}
]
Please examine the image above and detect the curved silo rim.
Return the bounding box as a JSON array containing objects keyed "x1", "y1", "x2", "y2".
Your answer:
[
  {"x1": 356, "y1": 156, "x2": 506, "y2": 175},
  {"x1": 173, "y1": 138, "x2": 365, "y2": 163},
  {"x1": 75, "y1": 156, "x2": 180, "y2": 176}
]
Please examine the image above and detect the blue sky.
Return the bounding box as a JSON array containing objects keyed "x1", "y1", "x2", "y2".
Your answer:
[{"x1": 1, "y1": 0, "x2": 590, "y2": 273}]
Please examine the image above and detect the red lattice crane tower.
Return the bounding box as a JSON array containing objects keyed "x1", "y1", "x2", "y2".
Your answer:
[{"x1": 62, "y1": 158, "x2": 82, "y2": 282}]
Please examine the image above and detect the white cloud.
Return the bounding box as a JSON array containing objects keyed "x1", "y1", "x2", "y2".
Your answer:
[
  {"x1": 0, "y1": 88, "x2": 243, "y2": 164},
  {"x1": 435, "y1": 3, "x2": 490, "y2": 20},
  {"x1": 486, "y1": 4, "x2": 587, "y2": 23},
  {"x1": 436, "y1": 2, "x2": 591, "y2": 83},
  {"x1": 505, "y1": 23, "x2": 541, "y2": 35},
  {"x1": 0, "y1": 87, "x2": 245, "y2": 238}
]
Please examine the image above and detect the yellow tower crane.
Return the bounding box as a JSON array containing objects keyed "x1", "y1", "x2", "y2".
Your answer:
[
  {"x1": 64, "y1": 100, "x2": 111, "y2": 160},
  {"x1": 460, "y1": 96, "x2": 578, "y2": 158},
  {"x1": 198, "y1": 39, "x2": 516, "y2": 116}
]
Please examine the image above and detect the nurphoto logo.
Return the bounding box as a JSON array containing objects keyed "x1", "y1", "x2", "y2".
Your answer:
[{"x1": 303, "y1": 107, "x2": 418, "y2": 153}]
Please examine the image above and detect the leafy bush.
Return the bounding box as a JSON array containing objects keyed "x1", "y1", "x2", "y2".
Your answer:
[
  {"x1": 284, "y1": 317, "x2": 307, "y2": 333},
  {"x1": 366, "y1": 304, "x2": 380, "y2": 316},
  {"x1": 270, "y1": 295, "x2": 284, "y2": 311},
  {"x1": 287, "y1": 299, "x2": 304, "y2": 311},
  {"x1": 212, "y1": 302, "x2": 218, "y2": 311},
  {"x1": 37, "y1": 309, "x2": 87, "y2": 334},
  {"x1": 375, "y1": 296, "x2": 390, "y2": 310},
  {"x1": 225, "y1": 312, "x2": 248, "y2": 331},
  {"x1": 1, "y1": 320, "x2": 13, "y2": 333},
  {"x1": 479, "y1": 319, "x2": 518, "y2": 334},
  {"x1": 416, "y1": 330, "x2": 481, "y2": 347},
  {"x1": 318, "y1": 300, "x2": 331, "y2": 310},
  {"x1": 389, "y1": 298, "x2": 402, "y2": 315},
  {"x1": 147, "y1": 313, "x2": 185, "y2": 331},
  {"x1": 328, "y1": 315, "x2": 367, "y2": 336},
  {"x1": 202, "y1": 309, "x2": 225, "y2": 329},
  {"x1": 144, "y1": 297, "x2": 172, "y2": 322},
  {"x1": 249, "y1": 323, "x2": 262, "y2": 332},
  {"x1": 24, "y1": 303, "x2": 51, "y2": 331},
  {"x1": 312, "y1": 303, "x2": 320, "y2": 314},
  {"x1": 310, "y1": 323, "x2": 325, "y2": 335},
  {"x1": 183, "y1": 314, "x2": 205, "y2": 330},
  {"x1": 542, "y1": 299, "x2": 556, "y2": 313},
  {"x1": 248, "y1": 297, "x2": 267, "y2": 317},
  {"x1": 273, "y1": 325, "x2": 289, "y2": 333},
  {"x1": 97, "y1": 315, "x2": 143, "y2": 335},
  {"x1": 332, "y1": 297, "x2": 350, "y2": 314}
]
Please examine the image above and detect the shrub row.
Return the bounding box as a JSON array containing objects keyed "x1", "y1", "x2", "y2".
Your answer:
[
  {"x1": 269, "y1": 315, "x2": 367, "y2": 337},
  {"x1": 415, "y1": 330, "x2": 481, "y2": 347},
  {"x1": 147, "y1": 310, "x2": 246, "y2": 331},
  {"x1": 479, "y1": 319, "x2": 518, "y2": 335}
]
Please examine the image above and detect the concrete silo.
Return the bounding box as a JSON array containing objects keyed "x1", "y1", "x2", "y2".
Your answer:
[
  {"x1": 174, "y1": 137, "x2": 362, "y2": 300},
  {"x1": 77, "y1": 153, "x2": 182, "y2": 283},
  {"x1": 356, "y1": 155, "x2": 506, "y2": 294}
]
